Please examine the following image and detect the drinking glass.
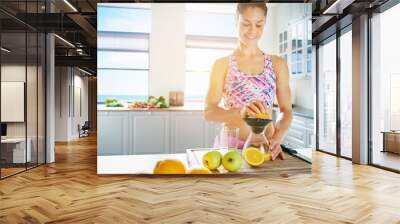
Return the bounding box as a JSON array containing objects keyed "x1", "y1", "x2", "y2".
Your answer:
[{"x1": 218, "y1": 127, "x2": 240, "y2": 151}]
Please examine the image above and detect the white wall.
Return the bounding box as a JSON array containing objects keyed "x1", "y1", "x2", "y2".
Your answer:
[
  {"x1": 260, "y1": 4, "x2": 278, "y2": 54},
  {"x1": 55, "y1": 67, "x2": 89, "y2": 141},
  {"x1": 149, "y1": 4, "x2": 186, "y2": 98},
  {"x1": 1, "y1": 63, "x2": 47, "y2": 163},
  {"x1": 55, "y1": 67, "x2": 69, "y2": 141},
  {"x1": 273, "y1": 3, "x2": 313, "y2": 110},
  {"x1": 1, "y1": 65, "x2": 41, "y2": 137}
]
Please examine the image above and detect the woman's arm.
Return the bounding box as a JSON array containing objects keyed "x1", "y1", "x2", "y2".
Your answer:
[
  {"x1": 204, "y1": 58, "x2": 242, "y2": 128},
  {"x1": 269, "y1": 56, "x2": 293, "y2": 159}
]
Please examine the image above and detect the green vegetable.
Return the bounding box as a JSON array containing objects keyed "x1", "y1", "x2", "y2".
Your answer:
[
  {"x1": 147, "y1": 96, "x2": 158, "y2": 105},
  {"x1": 159, "y1": 103, "x2": 169, "y2": 108},
  {"x1": 105, "y1": 98, "x2": 118, "y2": 104},
  {"x1": 105, "y1": 98, "x2": 124, "y2": 107},
  {"x1": 158, "y1": 96, "x2": 166, "y2": 103}
]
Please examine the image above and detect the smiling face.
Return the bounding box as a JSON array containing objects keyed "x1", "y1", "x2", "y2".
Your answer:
[{"x1": 237, "y1": 6, "x2": 266, "y2": 46}]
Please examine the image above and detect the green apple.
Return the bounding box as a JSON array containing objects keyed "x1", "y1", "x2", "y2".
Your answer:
[
  {"x1": 202, "y1": 151, "x2": 222, "y2": 170},
  {"x1": 222, "y1": 150, "x2": 242, "y2": 172}
]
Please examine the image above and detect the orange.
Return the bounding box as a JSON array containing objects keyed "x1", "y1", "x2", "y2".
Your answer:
[
  {"x1": 243, "y1": 147, "x2": 264, "y2": 167},
  {"x1": 187, "y1": 168, "x2": 212, "y2": 174},
  {"x1": 153, "y1": 159, "x2": 186, "y2": 174},
  {"x1": 254, "y1": 112, "x2": 268, "y2": 119},
  {"x1": 264, "y1": 152, "x2": 271, "y2": 161}
]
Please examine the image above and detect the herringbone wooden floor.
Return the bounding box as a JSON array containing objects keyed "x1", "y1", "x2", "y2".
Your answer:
[{"x1": 1, "y1": 134, "x2": 400, "y2": 224}]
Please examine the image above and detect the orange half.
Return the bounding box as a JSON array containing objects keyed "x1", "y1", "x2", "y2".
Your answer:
[
  {"x1": 243, "y1": 147, "x2": 265, "y2": 167},
  {"x1": 187, "y1": 168, "x2": 212, "y2": 174}
]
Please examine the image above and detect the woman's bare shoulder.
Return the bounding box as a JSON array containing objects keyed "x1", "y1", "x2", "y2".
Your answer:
[
  {"x1": 211, "y1": 56, "x2": 230, "y2": 77},
  {"x1": 269, "y1": 54, "x2": 288, "y2": 77},
  {"x1": 269, "y1": 54, "x2": 286, "y2": 67},
  {"x1": 213, "y1": 56, "x2": 230, "y2": 68}
]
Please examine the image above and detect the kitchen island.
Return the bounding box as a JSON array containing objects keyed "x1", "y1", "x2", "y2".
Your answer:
[{"x1": 97, "y1": 105, "x2": 222, "y2": 156}]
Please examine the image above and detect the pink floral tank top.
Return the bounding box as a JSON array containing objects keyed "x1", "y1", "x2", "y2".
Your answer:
[{"x1": 223, "y1": 53, "x2": 276, "y2": 109}]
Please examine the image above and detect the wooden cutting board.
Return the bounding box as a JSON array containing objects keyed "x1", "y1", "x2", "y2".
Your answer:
[{"x1": 186, "y1": 148, "x2": 311, "y2": 176}]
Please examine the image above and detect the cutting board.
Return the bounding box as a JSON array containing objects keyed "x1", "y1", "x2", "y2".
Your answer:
[{"x1": 186, "y1": 148, "x2": 311, "y2": 176}]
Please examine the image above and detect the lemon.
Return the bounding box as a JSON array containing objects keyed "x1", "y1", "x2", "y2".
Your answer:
[{"x1": 243, "y1": 147, "x2": 264, "y2": 167}]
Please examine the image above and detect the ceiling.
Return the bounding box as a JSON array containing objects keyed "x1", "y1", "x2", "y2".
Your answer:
[{"x1": 311, "y1": 0, "x2": 391, "y2": 43}]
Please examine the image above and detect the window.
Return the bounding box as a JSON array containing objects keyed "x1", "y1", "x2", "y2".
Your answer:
[
  {"x1": 340, "y1": 29, "x2": 352, "y2": 158},
  {"x1": 185, "y1": 4, "x2": 236, "y2": 37},
  {"x1": 185, "y1": 4, "x2": 237, "y2": 102},
  {"x1": 390, "y1": 74, "x2": 400, "y2": 130},
  {"x1": 318, "y1": 37, "x2": 337, "y2": 155},
  {"x1": 306, "y1": 19, "x2": 312, "y2": 75},
  {"x1": 371, "y1": 3, "x2": 400, "y2": 171},
  {"x1": 283, "y1": 17, "x2": 312, "y2": 77},
  {"x1": 278, "y1": 30, "x2": 288, "y2": 62},
  {"x1": 97, "y1": 5, "x2": 151, "y2": 103},
  {"x1": 97, "y1": 5, "x2": 151, "y2": 33},
  {"x1": 185, "y1": 37, "x2": 235, "y2": 102},
  {"x1": 290, "y1": 21, "x2": 304, "y2": 76}
]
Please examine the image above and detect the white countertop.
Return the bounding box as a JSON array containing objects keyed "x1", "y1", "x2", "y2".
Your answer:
[{"x1": 98, "y1": 153, "x2": 188, "y2": 174}]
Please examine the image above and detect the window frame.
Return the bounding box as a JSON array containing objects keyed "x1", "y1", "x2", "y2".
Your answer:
[
  {"x1": 280, "y1": 17, "x2": 312, "y2": 79},
  {"x1": 97, "y1": 5, "x2": 151, "y2": 104}
]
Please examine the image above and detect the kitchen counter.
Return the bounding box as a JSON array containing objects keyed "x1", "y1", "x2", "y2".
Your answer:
[
  {"x1": 273, "y1": 105, "x2": 313, "y2": 119},
  {"x1": 97, "y1": 151, "x2": 311, "y2": 176},
  {"x1": 98, "y1": 103, "x2": 313, "y2": 118},
  {"x1": 292, "y1": 106, "x2": 313, "y2": 119},
  {"x1": 97, "y1": 102, "x2": 205, "y2": 112}
]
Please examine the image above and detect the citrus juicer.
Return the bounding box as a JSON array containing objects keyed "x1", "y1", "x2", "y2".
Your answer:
[{"x1": 242, "y1": 117, "x2": 272, "y2": 154}]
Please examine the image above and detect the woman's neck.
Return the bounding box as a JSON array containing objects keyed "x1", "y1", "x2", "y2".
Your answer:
[{"x1": 236, "y1": 42, "x2": 263, "y2": 57}]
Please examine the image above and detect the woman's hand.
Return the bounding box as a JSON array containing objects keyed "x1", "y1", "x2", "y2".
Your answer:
[
  {"x1": 240, "y1": 100, "x2": 267, "y2": 118},
  {"x1": 268, "y1": 135, "x2": 285, "y2": 160},
  {"x1": 224, "y1": 108, "x2": 245, "y2": 129}
]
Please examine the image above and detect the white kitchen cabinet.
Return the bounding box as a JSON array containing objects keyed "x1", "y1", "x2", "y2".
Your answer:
[
  {"x1": 130, "y1": 112, "x2": 170, "y2": 154},
  {"x1": 98, "y1": 112, "x2": 129, "y2": 155},
  {"x1": 283, "y1": 115, "x2": 314, "y2": 149},
  {"x1": 98, "y1": 110, "x2": 223, "y2": 155},
  {"x1": 171, "y1": 112, "x2": 206, "y2": 153},
  {"x1": 305, "y1": 118, "x2": 314, "y2": 148}
]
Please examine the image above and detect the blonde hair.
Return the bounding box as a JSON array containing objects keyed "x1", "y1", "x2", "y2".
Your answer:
[{"x1": 236, "y1": 2, "x2": 268, "y2": 20}]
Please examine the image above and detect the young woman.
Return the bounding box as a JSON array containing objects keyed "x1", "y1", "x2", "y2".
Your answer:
[{"x1": 204, "y1": 3, "x2": 293, "y2": 161}]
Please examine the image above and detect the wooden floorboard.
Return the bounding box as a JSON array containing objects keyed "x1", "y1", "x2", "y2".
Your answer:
[{"x1": 0, "y1": 134, "x2": 400, "y2": 223}]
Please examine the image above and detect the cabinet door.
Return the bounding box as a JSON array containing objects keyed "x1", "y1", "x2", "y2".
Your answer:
[
  {"x1": 97, "y1": 112, "x2": 129, "y2": 155},
  {"x1": 131, "y1": 112, "x2": 169, "y2": 154},
  {"x1": 284, "y1": 115, "x2": 308, "y2": 148},
  {"x1": 305, "y1": 118, "x2": 314, "y2": 148},
  {"x1": 171, "y1": 112, "x2": 205, "y2": 153}
]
